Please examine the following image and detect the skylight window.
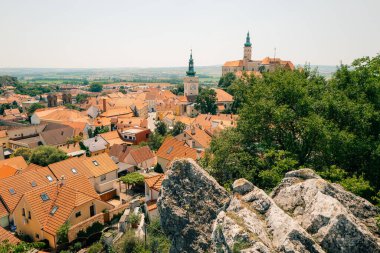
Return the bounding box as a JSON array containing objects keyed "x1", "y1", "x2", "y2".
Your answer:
[
  {"x1": 92, "y1": 160, "x2": 99, "y2": 166},
  {"x1": 50, "y1": 206, "x2": 58, "y2": 215},
  {"x1": 46, "y1": 175, "x2": 54, "y2": 182},
  {"x1": 30, "y1": 181, "x2": 37, "y2": 187},
  {"x1": 9, "y1": 188, "x2": 15, "y2": 195},
  {"x1": 71, "y1": 168, "x2": 78, "y2": 174},
  {"x1": 167, "y1": 146, "x2": 174, "y2": 154},
  {"x1": 40, "y1": 193, "x2": 50, "y2": 201}
]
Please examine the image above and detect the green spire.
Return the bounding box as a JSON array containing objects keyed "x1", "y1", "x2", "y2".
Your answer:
[
  {"x1": 244, "y1": 31, "x2": 252, "y2": 47},
  {"x1": 186, "y1": 49, "x2": 196, "y2": 77}
]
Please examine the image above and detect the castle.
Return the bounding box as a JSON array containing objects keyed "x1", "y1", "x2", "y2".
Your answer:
[{"x1": 222, "y1": 32, "x2": 295, "y2": 76}]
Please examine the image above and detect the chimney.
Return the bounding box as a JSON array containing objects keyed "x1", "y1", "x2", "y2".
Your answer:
[
  {"x1": 95, "y1": 136, "x2": 98, "y2": 142},
  {"x1": 103, "y1": 98, "x2": 107, "y2": 112},
  {"x1": 59, "y1": 175, "x2": 66, "y2": 187},
  {"x1": 191, "y1": 127, "x2": 195, "y2": 135}
]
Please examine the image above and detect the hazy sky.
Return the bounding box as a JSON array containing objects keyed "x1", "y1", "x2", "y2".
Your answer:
[{"x1": 0, "y1": 0, "x2": 379, "y2": 68}]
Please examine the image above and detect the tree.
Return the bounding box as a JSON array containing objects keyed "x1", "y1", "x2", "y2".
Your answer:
[
  {"x1": 120, "y1": 172, "x2": 145, "y2": 190},
  {"x1": 11, "y1": 147, "x2": 32, "y2": 161},
  {"x1": 27, "y1": 103, "x2": 45, "y2": 115},
  {"x1": 218, "y1": 72, "x2": 236, "y2": 89},
  {"x1": 147, "y1": 132, "x2": 165, "y2": 151},
  {"x1": 155, "y1": 121, "x2": 167, "y2": 136},
  {"x1": 170, "y1": 121, "x2": 186, "y2": 136},
  {"x1": 89, "y1": 83, "x2": 103, "y2": 92},
  {"x1": 29, "y1": 146, "x2": 67, "y2": 166},
  {"x1": 0, "y1": 76, "x2": 18, "y2": 87},
  {"x1": 83, "y1": 79, "x2": 89, "y2": 86},
  {"x1": 75, "y1": 93, "x2": 89, "y2": 104},
  {"x1": 57, "y1": 221, "x2": 70, "y2": 245},
  {"x1": 195, "y1": 88, "x2": 217, "y2": 115}
]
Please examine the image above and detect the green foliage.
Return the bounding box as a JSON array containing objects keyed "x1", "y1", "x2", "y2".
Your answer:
[
  {"x1": 0, "y1": 75, "x2": 18, "y2": 87},
  {"x1": 0, "y1": 241, "x2": 45, "y2": 253},
  {"x1": 0, "y1": 103, "x2": 20, "y2": 115},
  {"x1": 11, "y1": 148, "x2": 32, "y2": 161},
  {"x1": 29, "y1": 146, "x2": 68, "y2": 166},
  {"x1": 170, "y1": 121, "x2": 186, "y2": 136},
  {"x1": 77, "y1": 222, "x2": 104, "y2": 238},
  {"x1": 128, "y1": 213, "x2": 141, "y2": 225},
  {"x1": 170, "y1": 84, "x2": 184, "y2": 95},
  {"x1": 27, "y1": 103, "x2": 45, "y2": 115},
  {"x1": 75, "y1": 93, "x2": 89, "y2": 104},
  {"x1": 94, "y1": 126, "x2": 109, "y2": 136},
  {"x1": 195, "y1": 88, "x2": 217, "y2": 114},
  {"x1": 232, "y1": 239, "x2": 251, "y2": 253},
  {"x1": 89, "y1": 83, "x2": 103, "y2": 92},
  {"x1": 218, "y1": 72, "x2": 236, "y2": 89},
  {"x1": 155, "y1": 121, "x2": 167, "y2": 136},
  {"x1": 120, "y1": 172, "x2": 145, "y2": 187},
  {"x1": 207, "y1": 54, "x2": 380, "y2": 202},
  {"x1": 147, "y1": 133, "x2": 165, "y2": 151},
  {"x1": 122, "y1": 231, "x2": 148, "y2": 253},
  {"x1": 88, "y1": 242, "x2": 103, "y2": 253},
  {"x1": 154, "y1": 163, "x2": 164, "y2": 173},
  {"x1": 57, "y1": 221, "x2": 70, "y2": 245}
]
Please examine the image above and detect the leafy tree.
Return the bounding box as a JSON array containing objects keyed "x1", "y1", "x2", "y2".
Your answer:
[
  {"x1": 89, "y1": 83, "x2": 103, "y2": 92},
  {"x1": 83, "y1": 79, "x2": 89, "y2": 86},
  {"x1": 147, "y1": 132, "x2": 165, "y2": 151},
  {"x1": 29, "y1": 146, "x2": 67, "y2": 166},
  {"x1": 170, "y1": 121, "x2": 186, "y2": 136},
  {"x1": 57, "y1": 221, "x2": 70, "y2": 245},
  {"x1": 11, "y1": 148, "x2": 32, "y2": 161},
  {"x1": 0, "y1": 241, "x2": 45, "y2": 253},
  {"x1": 155, "y1": 121, "x2": 167, "y2": 136},
  {"x1": 75, "y1": 93, "x2": 89, "y2": 104},
  {"x1": 195, "y1": 88, "x2": 217, "y2": 115},
  {"x1": 120, "y1": 172, "x2": 145, "y2": 190},
  {"x1": 218, "y1": 72, "x2": 236, "y2": 89},
  {"x1": 27, "y1": 103, "x2": 45, "y2": 115}
]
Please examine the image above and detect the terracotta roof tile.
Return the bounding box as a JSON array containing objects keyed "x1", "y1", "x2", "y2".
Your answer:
[
  {"x1": 81, "y1": 153, "x2": 118, "y2": 178},
  {"x1": 0, "y1": 226, "x2": 20, "y2": 244},
  {"x1": 129, "y1": 146, "x2": 155, "y2": 164},
  {"x1": 0, "y1": 156, "x2": 28, "y2": 170},
  {"x1": 223, "y1": 60, "x2": 243, "y2": 67},
  {"x1": 156, "y1": 137, "x2": 203, "y2": 162},
  {"x1": 144, "y1": 174, "x2": 164, "y2": 192},
  {"x1": 214, "y1": 89, "x2": 234, "y2": 102},
  {"x1": 0, "y1": 165, "x2": 19, "y2": 179},
  {"x1": 48, "y1": 157, "x2": 94, "y2": 180}
]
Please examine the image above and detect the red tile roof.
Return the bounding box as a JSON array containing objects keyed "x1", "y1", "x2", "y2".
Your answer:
[
  {"x1": 129, "y1": 146, "x2": 155, "y2": 164},
  {"x1": 156, "y1": 137, "x2": 203, "y2": 162}
]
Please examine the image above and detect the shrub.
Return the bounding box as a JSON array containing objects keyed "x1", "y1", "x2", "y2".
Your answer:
[
  {"x1": 88, "y1": 242, "x2": 103, "y2": 253},
  {"x1": 128, "y1": 213, "x2": 141, "y2": 226}
]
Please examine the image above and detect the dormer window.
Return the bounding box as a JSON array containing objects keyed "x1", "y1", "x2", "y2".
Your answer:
[
  {"x1": 46, "y1": 175, "x2": 54, "y2": 182},
  {"x1": 9, "y1": 188, "x2": 15, "y2": 195},
  {"x1": 40, "y1": 193, "x2": 50, "y2": 201},
  {"x1": 71, "y1": 168, "x2": 78, "y2": 174}
]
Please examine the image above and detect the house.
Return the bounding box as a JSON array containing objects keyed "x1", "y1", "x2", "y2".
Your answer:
[
  {"x1": 118, "y1": 126, "x2": 151, "y2": 145},
  {"x1": 58, "y1": 143, "x2": 86, "y2": 157},
  {"x1": 125, "y1": 146, "x2": 156, "y2": 170},
  {"x1": 175, "y1": 126, "x2": 212, "y2": 150},
  {"x1": 99, "y1": 130, "x2": 128, "y2": 146},
  {"x1": 31, "y1": 107, "x2": 90, "y2": 125},
  {"x1": 39, "y1": 125, "x2": 75, "y2": 148},
  {"x1": 82, "y1": 135, "x2": 109, "y2": 156},
  {"x1": 193, "y1": 113, "x2": 238, "y2": 135},
  {"x1": 48, "y1": 153, "x2": 118, "y2": 194},
  {"x1": 108, "y1": 144, "x2": 134, "y2": 174},
  {"x1": 12, "y1": 174, "x2": 114, "y2": 248},
  {"x1": 0, "y1": 166, "x2": 56, "y2": 227},
  {"x1": 144, "y1": 173, "x2": 164, "y2": 218},
  {"x1": 213, "y1": 88, "x2": 234, "y2": 112},
  {"x1": 156, "y1": 137, "x2": 203, "y2": 171},
  {"x1": 0, "y1": 156, "x2": 28, "y2": 171}
]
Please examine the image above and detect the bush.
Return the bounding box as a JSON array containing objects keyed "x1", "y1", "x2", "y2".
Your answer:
[
  {"x1": 57, "y1": 222, "x2": 70, "y2": 245},
  {"x1": 88, "y1": 242, "x2": 103, "y2": 253},
  {"x1": 122, "y1": 231, "x2": 147, "y2": 253},
  {"x1": 128, "y1": 213, "x2": 141, "y2": 226}
]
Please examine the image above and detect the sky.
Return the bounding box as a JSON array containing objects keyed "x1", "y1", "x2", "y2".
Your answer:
[{"x1": 0, "y1": 0, "x2": 379, "y2": 68}]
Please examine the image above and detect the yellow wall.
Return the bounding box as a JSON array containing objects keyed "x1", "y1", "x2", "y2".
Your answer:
[{"x1": 67, "y1": 199, "x2": 112, "y2": 225}]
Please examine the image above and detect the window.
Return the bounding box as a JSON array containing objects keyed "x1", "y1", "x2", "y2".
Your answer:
[
  {"x1": 28, "y1": 211, "x2": 31, "y2": 219},
  {"x1": 167, "y1": 146, "x2": 173, "y2": 154},
  {"x1": 35, "y1": 234, "x2": 39, "y2": 239},
  {"x1": 46, "y1": 175, "x2": 54, "y2": 182},
  {"x1": 22, "y1": 208, "x2": 25, "y2": 217},
  {"x1": 100, "y1": 174, "x2": 106, "y2": 181},
  {"x1": 75, "y1": 211, "x2": 81, "y2": 218},
  {"x1": 92, "y1": 160, "x2": 99, "y2": 166},
  {"x1": 40, "y1": 193, "x2": 50, "y2": 201},
  {"x1": 71, "y1": 168, "x2": 78, "y2": 174},
  {"x1": 30, "y1": 181, "x2": 37, "y2": 187},
  {"x1": 9, "y1": 188, "x2": 16, "y2": 195},
  {"x1": 50, "y1": 206, "x2": 58, "y2": 215}
]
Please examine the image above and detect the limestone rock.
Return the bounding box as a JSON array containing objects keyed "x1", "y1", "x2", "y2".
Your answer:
[
  {"x1": 157, "y1": 159, "x2": 230, "y2": 253},
  {"x1": 158, "y1": 161, "x2": 380, "y2": 253}
]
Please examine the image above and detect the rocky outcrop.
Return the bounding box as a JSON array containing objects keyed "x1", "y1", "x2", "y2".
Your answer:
[
  {"x1": 157, "y1": 159, "x2": 230, "y2": 253},
  {"x1": 158, "y1": 159, "x2": 380, "y2": 253}
]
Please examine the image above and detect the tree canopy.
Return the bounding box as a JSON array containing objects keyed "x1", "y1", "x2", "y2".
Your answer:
[
  {"x1": 218, "y1": 72, "x2": 236, "y2": 89},
  {"x1": 204, "y1": 54, "x2": 380, "y2": 202},
  {"x1": 195, "y1": 88, "x2": 217, "y2": 115},
  {"x1": 27, "y1": 103, "x2": 45, "y2": 115},
  {"x1": 89, "y1": 83, "x2": 103, "y2": 92},
  {"x1": 29, "y1": 146, "x2": 68, "y2": 166}
]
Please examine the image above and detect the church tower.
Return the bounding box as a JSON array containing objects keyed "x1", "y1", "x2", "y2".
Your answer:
[
  {"x1": 184, "y1": 50, "x2": 199, "y2": 97},
  {"x1": 243, "y1": 31, "x2": 252, "y2": 62}
]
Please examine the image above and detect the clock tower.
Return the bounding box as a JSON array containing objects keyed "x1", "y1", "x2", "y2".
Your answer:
[{"x1": 184, "y1": 50, "x2": 199, "y2": 97}]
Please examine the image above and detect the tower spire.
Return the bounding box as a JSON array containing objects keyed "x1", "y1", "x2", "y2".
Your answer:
[
  {"x1": 186, "y1": 49, "x2": 196, "y2": 77},
  {"x1": 244, "y1": 31, "x2": 252, "y2": 47}
]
